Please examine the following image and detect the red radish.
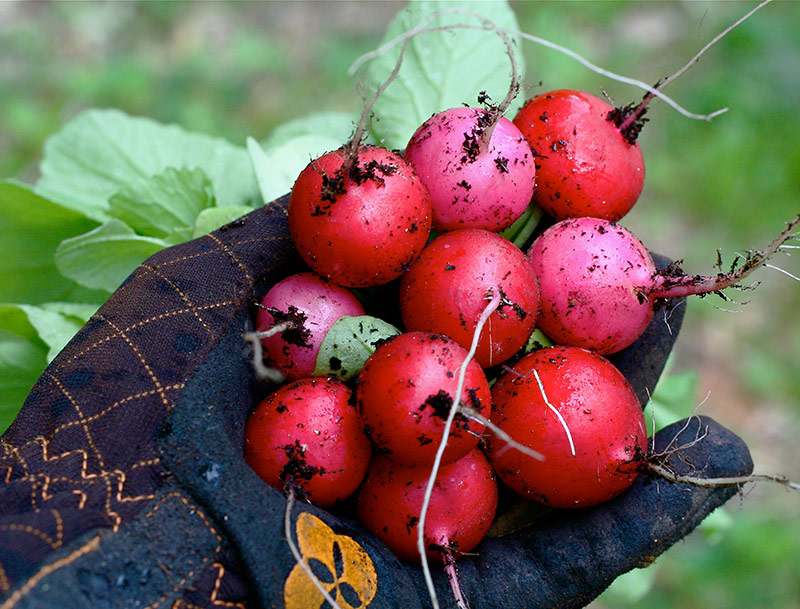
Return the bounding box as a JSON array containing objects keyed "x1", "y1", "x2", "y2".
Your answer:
[
  {"x1": 288, "y1": 145, "x2": 432, "y2": 288},
  {"x1": 529, "y1": 215, "x2": 800, "y2": 354},
  {"x1": 356, "y1": 332, "x2": 491, "y2": 467},
  {"x1": 404, "y1": 106, "x2": 535, "y2": 232},
  {"x1": 356, "y1": 448, "x2": 497, "y2": 563},
  {"x1": 487, "y1": 346, "x2": 646, "y2": 509},
  {"x1": 243, "y1": 377, "x2": 370, "y2": 508},
  {"x1": 399, "y1": 229, "x2": 540, "y2": 368},
  {"x1": 513, "y1": 89, "x2": 645, "y2": 222},
  {"x1": 255, "y1": 272, "x2": 365, "y2": 381}
]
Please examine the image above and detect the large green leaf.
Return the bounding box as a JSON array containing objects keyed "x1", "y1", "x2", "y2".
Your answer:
[
  {"x1": 0, "y1": 302, "x2": 96, "y2": 434},
  {"x1": 261, "y1": 111, "x2": 360, "y2": 149},
  {"x1": 192, "y1": 205, "x2": 253, "y2": 238},
  {"x1": 16, "y1": 303, "x2": 98, "y2": 361},
  {"x1": 108, "y1": 166, "x2": 216, "y2": 239},
  {"x1": 248, "y1": 135, "x2": 344, "y2": 203},
  {"x1": 0, "y1": 180, "x2": 103, "y2": 305},
  {"x1": 36, "y1": 109, "x2": 260, "y2": 222},
  {"x1": 55, "y1": 219, "x2": 167, "y2": 293},
  {"x1": 365, "y1": 0, "x2": 525, "y2": 149}
]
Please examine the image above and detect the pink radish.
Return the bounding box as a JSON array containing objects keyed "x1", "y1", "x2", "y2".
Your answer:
[
  {"x1": 529, "y1": 215, "x2": 800, "y2": 354},
  {"x1": 405, "y1": 106, "x2": 535, "y2": 233},
  {"x1": 255, "y1": 272, "x2": 365, "y2": 381}
]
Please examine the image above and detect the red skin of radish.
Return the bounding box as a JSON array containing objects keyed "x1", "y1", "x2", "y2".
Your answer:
[
  {"x1": 356, "y1": 332, "x2": 491, "y2": 467},
  {"x1": 356, "y1": 448, "x2": 498, "y2": 563},
  {"x1": 399, "y1": 229, "x2": 540, "y2": 368},
  {"x1": 288, "y1": 145, "x2": 432, "y2": 288},
  {"x1": 486, "y1": 346, "x2": 646, "y2": 509},
  {"x1": 513, "y1": 89, "x2": 645, "y2": 222},
  {"x1": 528, "y1": 217, "x2": 656, "y2": 355},
  {"x1": 243, "y1": 377, "x2": 371, "y2": 508},
  {"x1": 256, "y1": 272, "x2": 365, "y2": 381},
  {"x1": 405, "y1": 106, "x2": 535, "y2": 233}
]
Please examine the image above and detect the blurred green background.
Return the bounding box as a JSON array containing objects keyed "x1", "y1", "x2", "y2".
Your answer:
[{"x1": 1, "y1": 1, "x2": 798, "y2": 607}]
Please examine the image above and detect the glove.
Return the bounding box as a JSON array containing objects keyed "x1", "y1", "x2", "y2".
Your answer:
[{"x1": 0, "y1": 194, "x2": 753, "y2": 609}]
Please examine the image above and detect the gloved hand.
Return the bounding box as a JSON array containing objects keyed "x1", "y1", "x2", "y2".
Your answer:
[{"x1": 0, "y1": 195, "x2": 752, "y2": 609}]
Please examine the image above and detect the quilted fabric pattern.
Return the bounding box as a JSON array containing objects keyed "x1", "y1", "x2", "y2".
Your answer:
[{"x1": 0, "y1": 195, "x2": 294, "y2": 607}]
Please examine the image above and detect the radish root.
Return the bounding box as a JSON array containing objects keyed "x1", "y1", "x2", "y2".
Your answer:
[
  {"x1": 284, "y1": 489, "x2": 345, "y2": 609},
  {"x1": 417, "y1": 289, "x2": 502, "y2": 609},
  {"x1": 243, "y1": 326, "x2": 291, "y2": 383},
  {"x1": 644, "y1": 415, "x2": 800, "y2": 492}
]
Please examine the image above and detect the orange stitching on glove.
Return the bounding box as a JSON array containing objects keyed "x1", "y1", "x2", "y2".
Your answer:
[{"x1": 0, "y1": 535, "x2": 101, "y2": 609}]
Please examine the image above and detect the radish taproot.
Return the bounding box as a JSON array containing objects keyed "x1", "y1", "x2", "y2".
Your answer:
[
  {"x1": 356, "y1": 332, "x2": 491, "y2": 467},
  {"x1": 243, "y1": 377, "x2": 371, "y2": 508},
  {"x1": 288, "y1": 145, "x2": 432, "y2": 288},
  {"x1": 255, "y1": 272, "x2": 365, "y2": 381},
  {"x1": 513, "y1": 89, "x2": 645, "y2": 222},
  {"x1": 355, "y1": 448, "x2": 498, "y2": 563},
  {"x1": 529, "y1": 215, "x2": 800, "y2": 354},
  {"x1": 399, "y1": 228, "x2": 540, "y2": 368},
  {"x1": 486, "y1": 346, "x2": 646, "y2": 508},
  {"x1": 404, "y1": 106, "x2": 535, "y2": 233}
]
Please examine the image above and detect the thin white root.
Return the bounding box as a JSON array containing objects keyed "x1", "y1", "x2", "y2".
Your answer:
[
  {"x1": 348, "y1": 7, "x2": 727, "y2": 123},
  {"x1": 460, "y1": 406, "x2": 544, "y2": 461},
  {"x1": 765, "y1": 263, "x2": 800, "y2": 283},
  {"x1": 284, "y1": 490, "x2": 344, "y2": 609},
  {"x1": 532, "y1": 369, "x2": 576, "y2": 457},
  {"x1": 657, "y1": 0, "x2": 775, "y2": 93},
  {"x1": 417, "y1": 289, "x2": 502, "y2": 609},
  {"x1": 243, "y1": 330, "x2": 285, "y2": 383},
  {"x1": 644, "y1": 461, "x2": 800, "y2": 492}
]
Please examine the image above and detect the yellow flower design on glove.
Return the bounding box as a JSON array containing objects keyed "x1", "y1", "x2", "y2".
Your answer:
[{"x1": 284, "y1": 512, "x2": 378, "y2": 609}]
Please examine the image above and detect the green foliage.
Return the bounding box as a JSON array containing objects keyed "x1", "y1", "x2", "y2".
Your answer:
[
  {"x1": 0, "y1": 2, "x2": 798, "y2": 607},
  {"x1": 314, "y1": 316, "x2": 401, "y2": 381},
  {"x1": 366, "y1": 0, "x2": 525, "y2": 149},
  {"x1": 0, "y1": 181, "x2": 102, "y2": 304},
  {"x1": 35, "y1": 109, "x2": 259, "y2": 220}
]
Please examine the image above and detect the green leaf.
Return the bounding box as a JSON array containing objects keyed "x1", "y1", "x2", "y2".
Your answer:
[
  {"x1": 0, "y1": 180, "x2": 104, "y2": 305},
  {"x1": 0, "y1": 334, "x2": 46, "y2": 434},
  {"x1": 0, "y1": 307, "x2": 48, "y2": 433},
  {"x1": 55, "y1": 219, "x2": 167, "y2": 293},
  {"x1": 7, "y1": 303, "x2": 95, "y2": 362},
  {"x1": 0, "y1": 302, "x2": 98, "y2": 433},
  {"x1": 108, "y1": 167, "x2": 215, "y2": 238},
  {"x1": 248, "y1": 135, "x2": 343, "y2": 203},
  {"x1": 192, "y1": 205, "x2": 253, "y2": 238},
  {"x1": 365, "y1": 0, "x2": 525, "y2": 149},
  {"x1": 314, "y1": 315, "x2": 400, "y2": 380},
  {"x1": 261, "y1": 111, "x2": 359, "y2": 148},
  {"x1": 36, "y1": 108, "x2": 259, "y2": 222}
]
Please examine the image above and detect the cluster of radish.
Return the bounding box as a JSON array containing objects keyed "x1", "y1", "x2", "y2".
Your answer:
[{"x1": 242, "y1": 82, "x2": 798, "y2": 592}]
